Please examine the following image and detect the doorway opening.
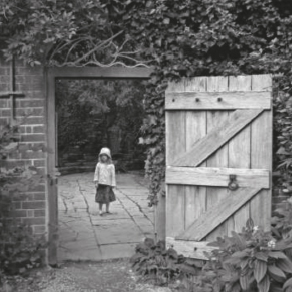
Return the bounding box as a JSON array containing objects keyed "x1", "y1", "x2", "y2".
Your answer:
[
  {"x1": 46, "y1": 68, "x2": 153, "y2": 264},
  {"x1": 56, "y1": 79, "x2": 147, "y2": 174}
]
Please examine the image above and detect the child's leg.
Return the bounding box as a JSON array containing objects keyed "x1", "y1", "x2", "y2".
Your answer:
[
  {"x1": 105, "y1": 202, "x2": 110, "y2": 213},
  {"x1": 99, "y1": 203, "x2": 103, "y2": 215}
]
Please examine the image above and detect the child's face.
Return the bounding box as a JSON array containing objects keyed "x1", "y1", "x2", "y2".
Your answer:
[{"x1": 100, "y1": 154, "x2": 108, "y2": 163}]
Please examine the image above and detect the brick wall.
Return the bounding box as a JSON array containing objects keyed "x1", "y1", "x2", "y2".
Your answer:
[{"x1": 0, "y1": 51, "x2": 47, "y2": 236}]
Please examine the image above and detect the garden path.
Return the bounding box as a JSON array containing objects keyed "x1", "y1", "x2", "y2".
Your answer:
[{"x1": 57, "y1": 172, "x2": 154, "y2": 262}]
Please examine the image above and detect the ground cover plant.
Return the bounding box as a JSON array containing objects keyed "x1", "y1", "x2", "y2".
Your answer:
[{"x1": 132, "y1": 210, "x2": 292, "y2": 292}]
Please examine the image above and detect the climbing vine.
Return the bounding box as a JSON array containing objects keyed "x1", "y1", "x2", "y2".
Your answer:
[
  {"x1": 103, "y1": 0, "x2": 292, "y2": 204},
  {"x1": 2, "y1": 0, "x2": 292, "y2": 204}
]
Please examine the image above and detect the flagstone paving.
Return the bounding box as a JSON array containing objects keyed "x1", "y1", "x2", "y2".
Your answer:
[{"x1": 58, "y1": 172, "x2": 154, "y2": 262}]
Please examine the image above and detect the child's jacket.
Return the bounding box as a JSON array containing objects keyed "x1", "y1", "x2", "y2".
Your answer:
[{"x1": 93, "y1": 162, "x2": 116, "y2": 187}]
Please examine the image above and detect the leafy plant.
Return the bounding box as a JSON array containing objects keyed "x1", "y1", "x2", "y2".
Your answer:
[
  {"x1": 106, "y1": 0, "x2": 292, "y2": 205},
  {"x1": 130, "y1": 238, "x2": 201, "y2": 287},
  {"x1": 201, "y1": 220, "x2": 292, "y2": 292},
  {"x1": 132, "y1": 217, "x2": 292, "y2": 292},
  {"x1": 2, "y1": 0, "x2": 292, "y2": 205},
  {"x1": 272, "y1": 197, "x2": 292, "y2": 241},
  {"x1": 273, "y1": 77, "x2": 292, "y2": 194}
]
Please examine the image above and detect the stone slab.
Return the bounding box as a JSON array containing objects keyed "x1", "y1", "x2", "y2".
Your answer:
[
  {"x1": 100, "y1": 243, "x2": 138, "y2": 260},
  {"x1": 58, "y1": 172, "x2": 152, "y2": 261}
]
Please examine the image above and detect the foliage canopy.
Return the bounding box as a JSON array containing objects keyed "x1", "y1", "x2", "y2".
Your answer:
[
  {"x1": 0, "y1": 0, "x2": 148, "y2": 67},
  {"x1": 2, "y1": 0, "x2": 292, "y2": 202}
]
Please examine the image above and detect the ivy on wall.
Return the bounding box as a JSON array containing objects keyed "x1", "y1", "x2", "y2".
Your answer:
[
  {"x1": 101, "y1": 0, "x2": 292, "y2": 204},
  {"x1": 2, "y1": 0, "x2": 292, "y2": 204}
]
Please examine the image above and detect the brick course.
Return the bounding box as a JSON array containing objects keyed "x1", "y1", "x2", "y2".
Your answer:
[{"x1": 0, "y1": 48, "x2": 47, "y2": 236}]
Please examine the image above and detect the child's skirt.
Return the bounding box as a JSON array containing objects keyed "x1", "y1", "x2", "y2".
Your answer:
[{"x1": 95, "y1": 184, "x2": 116, "y2": 204}]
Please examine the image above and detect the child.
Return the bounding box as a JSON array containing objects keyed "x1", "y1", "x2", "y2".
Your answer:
[{"x1": 93, "y1": 147, "x2": 116, "y2": 216}]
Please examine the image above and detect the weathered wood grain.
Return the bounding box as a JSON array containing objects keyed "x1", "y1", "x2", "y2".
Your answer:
[
  {"x1": 172, "y1": 109, "x2": 263, "y2": 167},
  {"x1": 165, "y1": 91, "x2": 271, "y2": 110},
  {"x1": 46, "y1": 70, "x2": 58, "y2": 265},
  {"x1": 184, "y1": 77, "x2": 207, "y2": 229},
  {"x1": 250, "y1": 75, "x2": 272, "y2": 231},
  {"x1": 228, "y1": 76, "x2": 252, "y2": 234},
  {"x1": 166, "y1": 237, "x2": 215, "y2": 260},
  {"x1": 205, "y1": 77, "x2": 230, "y2": 240},
  {"x1": 166, "y1": 166, "x2": 270, "y2": 188},
  {"x1": 176, "y1": 187, "x2": 262, "y2": 241},
  {"x1": 165, "y1": 80, "x2": 186, "y2": 237},
  {"x1": 164, "y1": 74, "x2": 272, "y2": 259}
]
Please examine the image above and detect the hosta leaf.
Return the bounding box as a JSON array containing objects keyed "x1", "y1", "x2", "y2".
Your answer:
[
  {"x1": 258, "y1": 275, "x2": 270, "y2": 292},
  {"x1": 268, "y1": 265, "x2": 286, "y2": 282},
  {"x1": 240, "y1": 274, "x2": 249, "y2": 290},
  {"x1": 232, "y1": 250, "x2": 249, "y2": 258},
  {"x1": 254, "y1": 260, "x2": 267, "y2": 283},
  {"x1": 283, "y1": 277, "x2": 292, "y2": 290},
  {"x1": 256, "y1": 252, "x2": 269, "y2": 262},
  {"x1": 240, "y1": 258, "x2": 250, "y2": 270},
  {"x1": 231, "y1": 283, "x2": 241, "y2": 292},
  {"x1": 269, "y1": 251, "x2": 288, "y2": 259},
  {"x1": 277, "y1": 258, "x2": 292, "y2": 273}
]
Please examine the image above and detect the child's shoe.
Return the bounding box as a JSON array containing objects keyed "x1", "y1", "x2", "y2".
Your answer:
[{"x1": 99, "y1": 210, "x2": 103, "y2": 216}]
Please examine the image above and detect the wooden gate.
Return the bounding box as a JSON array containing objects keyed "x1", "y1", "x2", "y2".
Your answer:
[{"x1": 165, "y1": 75, "x2": 272, "y2": 260}]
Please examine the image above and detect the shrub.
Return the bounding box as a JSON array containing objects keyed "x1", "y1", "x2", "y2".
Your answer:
[
  {"x1": 192, "y1": 219, "x2": 292, "y2": 292},
  {"x1": 132, "y1": 216, "x2": 292, "y2": 292},
  {"x1": 130, "y1": 238, "x2": 201, "y2": 287}
]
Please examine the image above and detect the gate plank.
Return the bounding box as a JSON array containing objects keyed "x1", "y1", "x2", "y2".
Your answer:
[
  {"x1": 176, "y1": 187, "x2": 262, "y2": 241},
  {"x1": 166, "y1": 237, "x2": 214, "y2": 260},
  {"x1": 229, "y1": 76, "x2": 252, "y2": 233},
  {"x1": 165, "y1": 91, "x2": 271, "y2": 110},
  {"x1": 205, "y1": 77, "x2": 230, "y2": 240},
  {"x1": 184, "y1": 77, "x2": 207, "y2": 229},
  {"x1": 250, "y1": 75, "x2": 272, "y2": 231},
  {"x1": 172, "y1": 109, "x2": 263, "y2": 167},
  {"x1": 166, "y1": 80, "x2": 186, "y2": 237},
  {"x1": 166, "y1": 166, "x2": 269, "y2": 188}
]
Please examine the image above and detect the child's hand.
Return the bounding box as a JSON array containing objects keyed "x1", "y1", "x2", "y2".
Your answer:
[{"x1": 95, "y1": 182, "x2": 98, "y2": 188}]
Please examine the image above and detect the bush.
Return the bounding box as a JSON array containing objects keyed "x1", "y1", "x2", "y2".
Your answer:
[
  {"x1": 132, "y1": 213, "x2": 292, "y2": 292},
  {"x1": 130, "y1": 238, "x2": 201, "y2": 287}
]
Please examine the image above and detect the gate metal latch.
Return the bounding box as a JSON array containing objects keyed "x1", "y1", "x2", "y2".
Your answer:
[{"x1": 228, "y1": 174, "x2": 239, "y2": 191}]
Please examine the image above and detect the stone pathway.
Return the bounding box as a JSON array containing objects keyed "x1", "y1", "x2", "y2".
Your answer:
[{"x1": 58, "y1": 172, "x2": 154, "y2": 262}]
